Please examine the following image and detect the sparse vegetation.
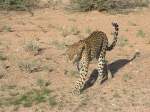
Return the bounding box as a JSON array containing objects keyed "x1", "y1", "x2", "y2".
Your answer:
[
  {"x1": 64, "y1": 69, "x2": 78, "y2": 78},
  {"x1": 0, "y1": 0, "x2": 149, "y2": 14},
  {"x1": 85, "y1": 27, "x2": 92, "y2": 34},
  {"x1": 128, "y1": 21, "x2": 137, "y2": 26},
  {"x1": 1, "y1": 25, "x2": 13, "y2": 32},
  {"x1": 136, "y1": 29, "x2": 145, "y2": 38},
  {"x1": 14, "y1": 89, "x2": 51, "y2": 107},
  {"x1": 37, "y1": 79, "x2": 51, "y2": 88},
  {"x1": 18, "y1": 59, "x2": 42, "y2": 73},
  {"x1": 123, "y1": 73, "x2": 133, "y2": 82},
  {"x1": 0, "y1": 0, "x2": 38, "y2": 9},
  {"x1": 125, "y1": 29, "x2": 129, "y2": 32},
  {"x1": 60, "y1": 25, "x2": 80, "y2": 37},
  {"x1": 70, "y1": 26, "x2": 80, "y2": 35},
  {"x1": 0, "y1": 64, "x2": 7, "y2": 79},
  {"x1": 0, "y1": 85, "x2": 57, "y2": 107},
  {"x1": 42, "y1": 62, "x2": 54, "y2": 72},
  {"x1": 69, "y1": 0, "x2": 149, "y2": 13},
  {"x1": 118, "y1": 36, "x2": 128, "y2": 47},
  {"x1": 0, "y1": 51, "x2": 7, "y2": 60},
  {"x1": 0, "y1": 0, "x2": 40, "y2": 15},
  {"x1": 113, "y1": 91, "x2": 121, "y2": 98},
  {"x1": 60, "y1": 27, "x2": 70, "y2": 37},
  {"x1": 51, "y1": 40, "x2": 66, "y2": 50},
  {"x1": 69, "y1": 70, "x2": 78, "y2": 77},
  {"x1": 18, "y1": 58, "x2": 55, "y2": 73},
  {"x1": 24, "y1": 40, "x2": 41, "y2": 55},
  {"x1": 48, "y1": 0, "x2": 62, "y2": 10},
  {"x1": 68, "y1": 18, "x2": 76, "y2": 22}
]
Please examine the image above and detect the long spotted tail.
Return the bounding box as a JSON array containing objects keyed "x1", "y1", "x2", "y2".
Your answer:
[{"x1": 106, "y1": 22, "x2": 119, "y2": 51}]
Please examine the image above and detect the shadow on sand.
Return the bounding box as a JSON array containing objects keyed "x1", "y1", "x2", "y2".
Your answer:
[{"x1": 81, "y1": 52, "x2": 140, "y2": 92}]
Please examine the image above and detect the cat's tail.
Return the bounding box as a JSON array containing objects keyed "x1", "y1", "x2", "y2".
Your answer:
[{"x1": 107, "y1": 22, "x2": 119, "y2": 51}]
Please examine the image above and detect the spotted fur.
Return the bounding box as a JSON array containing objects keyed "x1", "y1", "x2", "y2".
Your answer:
[{"x1": 66, "y1": 22, "x2": 119, "y2": 95}]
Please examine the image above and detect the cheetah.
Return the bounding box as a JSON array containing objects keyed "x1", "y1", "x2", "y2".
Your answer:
[{"x1": 65, "y1": 22, "x2": 119, "y2": 95}]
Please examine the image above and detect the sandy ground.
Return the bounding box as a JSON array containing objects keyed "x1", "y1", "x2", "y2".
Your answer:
[{"x1": 0, "y1": 7, "x2": 150, "y2": 112}]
